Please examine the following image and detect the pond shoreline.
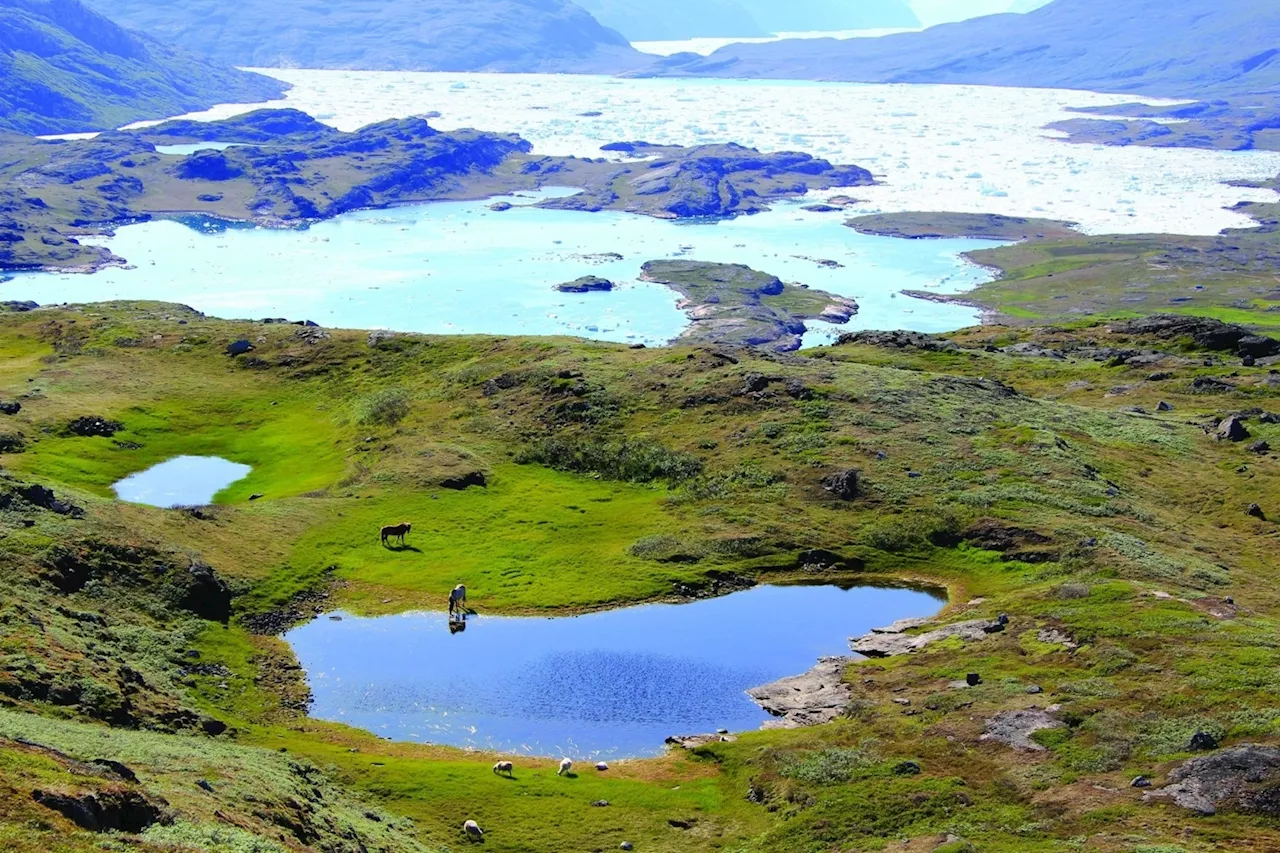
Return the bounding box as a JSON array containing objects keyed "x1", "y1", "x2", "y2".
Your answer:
[{"x1": 284, "y1": 580, "x2": 946, "y2": 758}]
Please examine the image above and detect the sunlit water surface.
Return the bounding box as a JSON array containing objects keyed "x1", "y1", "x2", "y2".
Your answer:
[
  {"x1": 286, "y1": 583, "x2": 943, "y2": 758},
  {"x1": 112, "y1": 455, "x2": 250, "y2": 507},
  {"x1": 7, "y1": 192, "x2": 998, "y2": 343}
]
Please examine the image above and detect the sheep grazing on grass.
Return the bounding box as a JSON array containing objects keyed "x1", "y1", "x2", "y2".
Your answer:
[
  {"x1": 463, "y1": 819, "x2": 484, "y2": 841},
  {"x1": 558, "y1": 757, "x2": 573, "y2": 776},
  {"x1": 493, "y1": 760, "x2": 514, "y2": 777}
]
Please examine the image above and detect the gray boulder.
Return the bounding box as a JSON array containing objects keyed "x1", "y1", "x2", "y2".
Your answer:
[
  {"x1": 1144, "y1": 745, "x2": 1280, "y2": 816},
  {"x1": 1217, "y1": 416, "x2": 1249, "y2": 442},
  {"x1": 980, "y1": 708, "x2": 1064, "y2": 751},
  {"x1": 820, "y1": 469, "x2": 860, "y2": 501}
]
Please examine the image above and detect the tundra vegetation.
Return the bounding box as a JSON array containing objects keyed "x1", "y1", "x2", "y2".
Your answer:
[{"x1": 0, "y1": 298, "x2": 1278, "y2": 851}]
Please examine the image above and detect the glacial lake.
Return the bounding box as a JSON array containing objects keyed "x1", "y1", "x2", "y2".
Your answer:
[
  {"x1": 6, "y1": 193, "x2": 1000, "y2": 344},
  {"x1": 285, "y1": 582, "x2": 943, "y2": 759},
  {"x1": 112, "y1": 455, "x2": 251, "y2": 508},
  {"x1": 151, "y1": 71, "x2": 1280, "y2": 236}
]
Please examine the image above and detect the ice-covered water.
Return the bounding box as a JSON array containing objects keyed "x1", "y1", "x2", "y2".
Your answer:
[
  {"x1": 6, "y1": 191, "x2": 997, "y2": 342},
  {"x1": 144, "y1": 71, "x2": 1280, "y2": 236},
  {"x1": 286, "y1": 582, "x2": 942, "y2": 758}
]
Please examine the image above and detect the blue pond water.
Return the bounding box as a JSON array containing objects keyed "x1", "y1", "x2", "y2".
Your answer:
[
  {"x1": 112, "y1": 455, "x2": 251, "y2": 507},
  {"x1": 5, "y1": 191, "x2": 1002, "y2": 345},
  {"x1": 286, "y1": 582, "x2": 942, "y2": 759},
  {"x1": 153, "y1": 142, "x2": 238, "y2": 155}
]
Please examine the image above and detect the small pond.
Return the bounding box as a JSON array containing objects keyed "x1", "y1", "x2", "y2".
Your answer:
[
  {"x1": 153, "y1": 141, "x2": 238, "y2": 156},
  {"x1": 112, "y1": 455, "x2": 251, "y2": 508},
  {"x1": 286, "y1": 582, "x2": 943, "y2": 759}
]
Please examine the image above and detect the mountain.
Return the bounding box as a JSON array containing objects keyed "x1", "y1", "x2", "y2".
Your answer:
[
  {"x1": 0, "y1": 0, "x2": 287, "y2": 135},
  {"x1": 737, "y1": 0, "x2": 920, "y2": 32},
  {"x1": 575, "y1": 0, "x2": 767, "y2": 41},
  {"x1": 81, "y1": 0, "x2": 647, "y2": 73},
  {"x1": 909, "y1": 0, "x2": 1051, "y2": 27},
  {"x1": 638, "y1": 0, "x2": 1280, "y2": 99}
]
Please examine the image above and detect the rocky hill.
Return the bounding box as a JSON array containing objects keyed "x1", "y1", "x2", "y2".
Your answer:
[
  {"x1": 0, "y1": 0, "x2": 287, "y2": 135},
  {"x1": 82, "y1": 0, "x2": 647, "y2": 72},
  {"x1": 0, "y1": 112, "x2": 874, "y2": 271},
  {"x1": 639, "y1": 0, "x2": 1280, "y2": 99}
]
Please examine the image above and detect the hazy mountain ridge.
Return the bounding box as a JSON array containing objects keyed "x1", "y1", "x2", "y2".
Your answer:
[
  {"x1": 0, "y1": 0, "x2": 287, "y2": 134},
  {"x1": 81, "y1": 0, "x2": 648, "y2": 72},
  {"x1": 637, "y1": 0, "x2": 1280, "y2": 99},
  {"x1": 575, "y1": 0, "x2": 767, "y2": 41}
]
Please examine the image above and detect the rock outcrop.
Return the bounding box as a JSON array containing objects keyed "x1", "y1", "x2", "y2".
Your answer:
[
  {"x1": 980, "y1": 708, "x2": 1064, "y2": 751},
  {"x1": 1144, "y1": 745, "x2": 1280, "y2": 816},
  {"x1": 836, "y1": 329, "x2": 959, "y2": 352},
  {"x1": 32, "y1": 788, "x2": 169, "y2": 833},
  {"x1": 746, "y1": 657, "x2": 852, "y2": 728},
  {"x1": 851, "y1": 617, "x2": 1007, "y2": 658},
  {"x1": 820, "y1": 469, "x2": 861, "y2": 501},
  {"x1": 1111, "y1": 315, "x2": 1280, "y2": 358}
]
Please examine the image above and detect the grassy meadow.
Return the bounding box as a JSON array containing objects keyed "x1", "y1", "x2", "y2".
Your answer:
[{"x1": 1, "y1": 301, "x2": 1279, "y2": 851}]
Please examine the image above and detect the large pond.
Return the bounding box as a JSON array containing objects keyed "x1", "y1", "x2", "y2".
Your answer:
[
  {"x1": 112, "y1": 455, "x2": 251, "y2": 507},
  {"x1": 285, "y1": 582, "x2": 943, "y2": 759},
  {"x1": 5, "y1": 192, "x2": 999, "y2": 344}
]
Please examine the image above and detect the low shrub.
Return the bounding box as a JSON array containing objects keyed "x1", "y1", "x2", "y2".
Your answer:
[
  {"x1": 354, "y1": 387, "x2": 411, "y2": 426},
  {"x1": 517, "y1": 436, "x2": 702, "y2": 484}
]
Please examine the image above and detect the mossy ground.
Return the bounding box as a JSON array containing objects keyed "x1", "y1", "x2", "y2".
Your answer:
[
  {"x1": 1, "y1": 302, "x2": 1279, "y2": 850},
  {"x1": 844, "y1": 208, "x2": 1280, "y2": 333}
]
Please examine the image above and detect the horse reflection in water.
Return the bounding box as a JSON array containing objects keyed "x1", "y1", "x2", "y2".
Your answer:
[{"x1": 448, "y1": 617, "x2": 466, "y2": 634}]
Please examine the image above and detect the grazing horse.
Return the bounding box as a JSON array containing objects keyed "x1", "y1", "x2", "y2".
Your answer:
[
  {"x1": 449, "y1": 584, "x2": 467, "y2": 615},
  {"x1": 493, "y1": 760, "x2": 514, "y2": 777},
  {"x1": 557, "y1": 757, "x2": 573, "y2": 776},
  {"x1": 463, "y1": 819, "x2": 484, "y2": 842},
  {"x1": 380, "y1": 522, "x2": 411, "y2": 546}
]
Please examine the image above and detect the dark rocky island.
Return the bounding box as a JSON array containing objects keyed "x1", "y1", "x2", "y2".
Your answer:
[
  {"x1": 0, "y1": 110, "x2": 876, "y2": 271},
  {"x1": 555, "y1": 276, "x2": 615, "y2": 293},
  {"x1": 539, "y1": 142, "x2": 874, "y2": 219},
  {"x1": 639, "y1": 259, "x2": 857, "y2": 351},
  {"x1": 1047, "y1": 96, "x2": 1280, "y2": 153},
  {"x1": 0, "y1": 0, "x2": 287, "y2": 135}
]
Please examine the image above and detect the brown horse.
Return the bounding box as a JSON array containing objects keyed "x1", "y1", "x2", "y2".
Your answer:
[{"x1": 380, "y1": 522, "x2": 411, "y2": 546}]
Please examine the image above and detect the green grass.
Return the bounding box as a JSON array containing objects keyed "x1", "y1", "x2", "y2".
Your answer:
[
  {"x1": 285, "y1": 465, "x2": 700, "y2": 613},
  {"x1": 3, "y1": 304, "x2": 1280, "y2": 851}
]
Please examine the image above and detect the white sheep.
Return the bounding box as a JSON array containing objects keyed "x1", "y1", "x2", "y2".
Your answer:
[
  {"x1": 557, "y1": 757, "x2": 573, "y2": 776},
  {"x1": 493, "y1": 760, "x2": 514, "y2": 777},
  {"x1": 463, "y1": 819, "x2": 484, "y2": 841}
]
